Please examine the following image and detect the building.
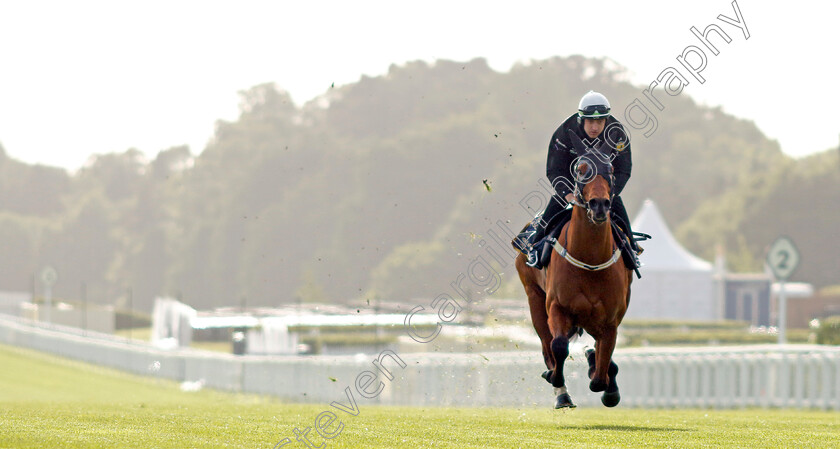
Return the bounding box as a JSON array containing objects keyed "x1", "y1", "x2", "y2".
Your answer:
[
  {"x1": 151, "y1": 298, "x2": 441, "y2": 355},
  {"x1": 626, "y1": 200, "x2": 717, "y2": 320},
  {"x1": 718, "y1": 272, "x2": 772, "y2": 327}
]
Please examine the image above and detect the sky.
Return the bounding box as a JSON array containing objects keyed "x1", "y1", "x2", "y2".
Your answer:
[{"x1": 1, "y1": 0, "x2": 837, "y2": 171}]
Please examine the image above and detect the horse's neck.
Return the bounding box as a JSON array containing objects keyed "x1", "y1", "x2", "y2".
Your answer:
[{"x1": 565, "y1": 206, "x2": 613, "y2": 262}]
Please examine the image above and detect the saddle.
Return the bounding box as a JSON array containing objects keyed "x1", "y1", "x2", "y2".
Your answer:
[
  {"x1": 513, "y1": 209, "x2": 647, "y2": 276},
  {"x1": 511, "y1": 209, "x2": 567, "y2": 259}
]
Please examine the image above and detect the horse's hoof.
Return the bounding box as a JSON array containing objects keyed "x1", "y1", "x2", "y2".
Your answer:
[
  {"x1": 555, "y1": 393, "x2": 576, "y2": 409},
  {"x1": 601, "y1": 390, "x2": 621, "y2": 407},
  {"x1": 541, "y1": 370, "x2": 553, "y2": 384},
  {"x1": 590, "y1": 378, "x2": 608, "y2": 392}
]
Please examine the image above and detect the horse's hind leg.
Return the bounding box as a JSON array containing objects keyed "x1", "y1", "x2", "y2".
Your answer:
[
  {"x1": 517, "y1": 255, "x2": 555, "y2": 378},
  {"x1": 525, "y1": 284, "x2": 554, "y2": 375}
]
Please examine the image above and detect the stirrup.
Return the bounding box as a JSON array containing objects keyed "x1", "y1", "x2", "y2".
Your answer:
[{"x1": 525, "y1": 250, "x2": 540, "y2": 268}]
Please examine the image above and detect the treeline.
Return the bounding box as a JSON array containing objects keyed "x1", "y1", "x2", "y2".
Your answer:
[{"x1": 0, "y1": 55, "x2": 836, "y2": 312}]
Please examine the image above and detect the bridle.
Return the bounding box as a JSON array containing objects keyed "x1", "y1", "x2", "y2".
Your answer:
[
  {"x1": 554, "y1": 147, "x2": 621, "y2": 271},
  {"x1": 572, "y1": 154, "x2": 615, "y2": 225}
]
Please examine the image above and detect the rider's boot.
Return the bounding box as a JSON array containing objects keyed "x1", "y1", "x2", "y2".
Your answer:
[
  {"x1": 525, "y1": 196, "x2": 567, "y2": 269},
  {"x1": 525, "y1": 219, "x2": 547, "y2": 268},
  {"x1": 611, "y1": 197, "x2": 642, "y2": 268}
]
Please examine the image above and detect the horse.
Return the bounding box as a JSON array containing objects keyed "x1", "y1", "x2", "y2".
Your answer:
[{"x1": 514, "y1": 137, "x2": 632, "y2": 408}]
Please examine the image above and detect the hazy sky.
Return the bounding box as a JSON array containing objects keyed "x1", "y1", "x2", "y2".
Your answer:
[{"x1": 1, "y1": 0, "x2": 836, "y2": 170}]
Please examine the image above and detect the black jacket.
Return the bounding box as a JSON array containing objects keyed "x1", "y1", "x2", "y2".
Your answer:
[{"x1": 546, "y1": 113, "x2": 632, "y2": 199}]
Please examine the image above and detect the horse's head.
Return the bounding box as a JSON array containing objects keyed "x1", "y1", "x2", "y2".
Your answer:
[{"x1": 568, "y1": 130, "x2": 615, "y2": 225}]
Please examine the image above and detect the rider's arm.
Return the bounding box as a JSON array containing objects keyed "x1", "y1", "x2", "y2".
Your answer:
[
  {"x1": 547, "y1": 126, "x2": 576, "y2": 200},
  {"x1": 610, "y1": 123, "x2": 632, "y2": 196},
  {"x1": 613, "y1": 146, "x2": 631, "y2": 195}
]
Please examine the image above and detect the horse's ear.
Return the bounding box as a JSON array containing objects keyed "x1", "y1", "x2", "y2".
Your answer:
[
  {"x1": 567, "y1": 129, "x2": 588, "y2": 153},
  {"x1": 575, "y1": 160, "x2": 590, "y2": 177}
]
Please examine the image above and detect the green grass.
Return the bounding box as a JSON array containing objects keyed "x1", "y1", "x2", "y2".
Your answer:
[
  {"x1": 0, "y1": 343, "x2": 838, "y2": 448},
  {"x1": 621, "y1": 319, "x2": 752, "y2": 330},
  {"x1": 619, "y1": 319, "x2": 815, "y2": 346}
]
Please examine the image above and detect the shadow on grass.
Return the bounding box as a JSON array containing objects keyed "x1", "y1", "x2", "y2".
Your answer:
[{"x1": 566, "y1": 424, "x2": 693, "y2": 432}]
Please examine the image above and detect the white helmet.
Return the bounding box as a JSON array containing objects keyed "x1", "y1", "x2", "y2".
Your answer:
[{"x1": 578, "y1": 91, "x2": 611, "y2": 119}]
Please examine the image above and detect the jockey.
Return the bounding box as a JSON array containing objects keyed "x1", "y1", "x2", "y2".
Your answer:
[{"x1": 526, "y1": 90, "x2": 641, "y2": 269}]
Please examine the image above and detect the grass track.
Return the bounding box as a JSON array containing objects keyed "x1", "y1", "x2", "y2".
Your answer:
[{"x1": 0, "y1": 343, "x2": 837, "y2": 448}]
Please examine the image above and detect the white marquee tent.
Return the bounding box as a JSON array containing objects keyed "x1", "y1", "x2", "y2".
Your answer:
[
  {"x1": 626, "y1": 199, "x2": 716, "y2": 320},
  {"x1": 151, "y1": 297, "x2": 197, "y2": 349}
]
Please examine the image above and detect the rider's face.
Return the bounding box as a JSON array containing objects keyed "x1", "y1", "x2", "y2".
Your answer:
[{"x1": 583, "y1": 118, "x2": 606, "y2": 139}]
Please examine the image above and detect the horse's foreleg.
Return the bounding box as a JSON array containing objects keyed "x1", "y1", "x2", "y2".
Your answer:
[
  {"x1": 549, "y1": 334, "x2": 569, "y2": 388},
  {"x1": 590, "y1": 326, "x2": 617, "y2": 393},
  {"x1": 586, "y1": 345, "x2": 621, "y2": 407},
  {"x1": 547, "y1": 301, "x2": 575, "y2": 408}
]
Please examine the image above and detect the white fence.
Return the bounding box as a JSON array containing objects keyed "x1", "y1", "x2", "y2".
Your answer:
[{"x1": 1, "y1": 314, "x2": 838, "y2": 409}]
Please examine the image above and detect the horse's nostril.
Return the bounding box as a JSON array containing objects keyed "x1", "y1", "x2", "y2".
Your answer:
[{"x1": 591, "y1": 199, "x2": 608, "y2": 211}]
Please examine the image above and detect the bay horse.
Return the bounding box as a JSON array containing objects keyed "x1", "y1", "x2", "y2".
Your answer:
[{"x1": 515, "y1": 137, "x2": 632, "y2": 408}]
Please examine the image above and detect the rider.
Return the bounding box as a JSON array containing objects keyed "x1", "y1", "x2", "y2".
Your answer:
[{"x1": 526, "y1": 91, "x2": 640, "y2": 269}]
